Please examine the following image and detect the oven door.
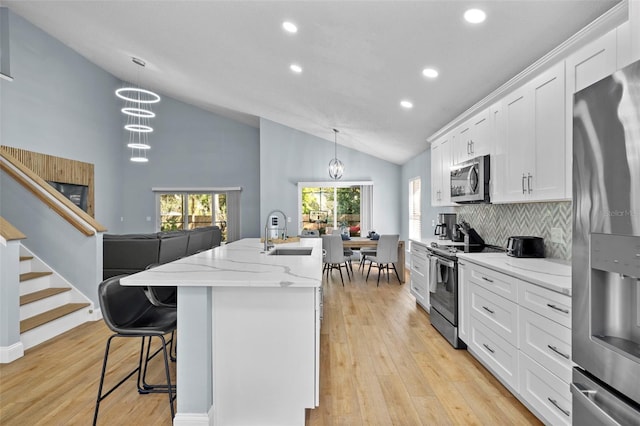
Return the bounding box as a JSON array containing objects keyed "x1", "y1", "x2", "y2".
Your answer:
[{"x1": 428, "y1": 254, "x2": 457, "y2": 325}]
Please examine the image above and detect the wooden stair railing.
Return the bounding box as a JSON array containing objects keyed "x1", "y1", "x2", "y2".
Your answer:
[
  {"x1": 0, "y1": 149, "x2": 107, "y2": 236},
  {"x1": 0, "y1": 216, "x2": 27, "y2": 241}
]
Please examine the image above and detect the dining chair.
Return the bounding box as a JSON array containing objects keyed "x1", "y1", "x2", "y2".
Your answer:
[
  {"x1": 358, "y1": 246, "x2": 377, "y2": 272},
  {"x1": 93, "y1": 275, "x2": 176, "y2": 425},
  {"x1": 322, "y1": 234, "x2": 351, "y2": 286},
  {"x1": 366, "y1": 234, "x2": 401, "y2": 286}
]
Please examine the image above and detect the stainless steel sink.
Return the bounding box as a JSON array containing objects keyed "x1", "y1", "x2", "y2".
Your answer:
[{"x1": 268, "y1": 247, "x2": 313, "y2": 256}]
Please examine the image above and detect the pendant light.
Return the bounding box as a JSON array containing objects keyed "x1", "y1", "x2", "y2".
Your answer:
[
  {"x1": 115, "y1": 57, "x2": 160, "y2": 163},
  {"x1": 328, "y1": 128, "x2": 344, "y2": 180}
]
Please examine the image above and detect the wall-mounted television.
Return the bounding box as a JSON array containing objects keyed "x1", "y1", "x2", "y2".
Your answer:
[{"x1": 47, "y1": 181, "x2": 89, "y2": 212}]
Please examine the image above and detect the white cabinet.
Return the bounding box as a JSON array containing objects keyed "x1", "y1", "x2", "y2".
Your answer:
[
  {"x1": 494, "y1": 62, "x2": 566, "y2": 203},
  {"x1": 459, "y1": 259, "x2": 572, "y2": 425},
  {"x1": 565, "y1": 28, "x2": 618, "y2": 196},
  {"x1": 409, "y1": 241, "x2": 430, "y2": 311},
  {"x1": 430, "y1": 134, "x2": 453, "y2": 206},
  {"x1": 452, "y1": 108, "x2": 492, "y2": 165}
]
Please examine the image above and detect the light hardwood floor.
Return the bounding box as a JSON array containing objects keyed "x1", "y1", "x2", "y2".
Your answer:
[{"x1": 0, "y1": 267, "x2": 541, "y2": 425}]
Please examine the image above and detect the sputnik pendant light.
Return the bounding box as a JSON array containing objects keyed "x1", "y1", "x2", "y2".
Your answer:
[
  {"x1": 328, "y1": 128, "x2": 344, "y2": 180},
  {"x1": 115, "y1": 57, "x2": 160, "y2": 163}
]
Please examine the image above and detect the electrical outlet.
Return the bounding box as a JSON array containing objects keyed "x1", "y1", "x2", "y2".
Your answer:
[
  {"x1": 550, "y1": 227, "x2": 563, "y2": 244},
  {"x1": 432, "y1": 219, "x2": 435, "y2": 227}
]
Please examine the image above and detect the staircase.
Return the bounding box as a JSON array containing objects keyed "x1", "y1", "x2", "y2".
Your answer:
[{"x1": 19, "y1": 246, "x2": 94, "y2": 350}]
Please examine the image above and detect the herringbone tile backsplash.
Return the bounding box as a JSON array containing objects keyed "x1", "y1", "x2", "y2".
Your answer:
[{"x1": 455, "y1": 201, "x2": 572, "y2": 260}]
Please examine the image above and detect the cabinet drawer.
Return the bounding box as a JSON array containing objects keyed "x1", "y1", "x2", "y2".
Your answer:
[
  {"x1": 519, "y1": 307, "x2": 572, "y2": 383},
  {"x1": 470, "y1": 282, "x2": 519, "y2": 347},
  {"x1": 519, "y1": 352, "x2": 572, "y2": 426},
  {"x1": 519, "y1": 281, "x2": 571, "y2": 328},
  {"x1": 411, "y1": 254, "x2": 428, "y2": 277},
  {"x1": 470, "y1": 318, "x2": 518, "y2": 391},
  {"x1": 411, "y1": 242, "x2": 430, "y2": 258},
  {"x1": 468, "y1": 263, "x2": 518, "y2": 302}
]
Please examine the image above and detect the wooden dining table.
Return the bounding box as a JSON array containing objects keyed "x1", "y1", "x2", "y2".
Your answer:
[{"x1": 342, "y1": 237, "x2": 405, "y2": 283}]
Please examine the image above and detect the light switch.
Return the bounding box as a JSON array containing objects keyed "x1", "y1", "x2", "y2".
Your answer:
[{"x1": 146, "y1": 216, "x2": 151, "y2": 221}]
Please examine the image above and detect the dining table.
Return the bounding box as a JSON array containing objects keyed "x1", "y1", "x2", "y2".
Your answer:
[{"x1": 342, "y1": 236, "x2": 406, "y2": 282}]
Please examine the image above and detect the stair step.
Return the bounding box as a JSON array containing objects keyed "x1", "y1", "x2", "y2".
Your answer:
[
  {"x1": 20, "y1": 303, "x2": 90, "y2": 334},
  {"x1": 20, "y1": 288, "x2": 71, "y2": 306},
  {"x1": 20, "y1": 256, "x2": 34, "y2": 261},
  {"x1": 20, "y1": 271, "x2": 53, "y2": 282}
]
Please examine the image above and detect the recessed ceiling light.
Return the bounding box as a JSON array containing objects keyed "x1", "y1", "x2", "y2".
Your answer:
[
  {"x1": 283, "y1": 21, "x2": 298, "y2": 33},
  {"x1": 422, "y1": 68, "x2": 439, "y2": 78},
  {"x1": 400, "y1": 100, "x2": 413, "y2": 109},
  {"x1": 464, "y1": 8, "x2": 486, "y2": 24},
  {"x1": 290, "y1": 64, "x2": 302, "y2": 73}
]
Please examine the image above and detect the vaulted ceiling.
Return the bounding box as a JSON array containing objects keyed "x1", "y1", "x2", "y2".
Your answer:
[{"x1": 6, "y1": 1, "x2": 621, "y2": 164}]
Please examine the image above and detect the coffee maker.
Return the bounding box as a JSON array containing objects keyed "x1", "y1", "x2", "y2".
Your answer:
[{"x1": 434, "y1": 213, "x2": 457, "y2": 240}]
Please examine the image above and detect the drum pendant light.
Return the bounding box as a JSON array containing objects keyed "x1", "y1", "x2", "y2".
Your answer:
[{"x1": 328, "y1": 128, "x2": 344, "y2": 180}]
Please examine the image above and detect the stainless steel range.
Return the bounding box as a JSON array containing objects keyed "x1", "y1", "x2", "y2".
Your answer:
[
  {"x1": 571, "y1": 57, "x2": 640, "y2": 423},
  {"x1": 427, "y1": 242, "x2": 504, "y2": 349}
]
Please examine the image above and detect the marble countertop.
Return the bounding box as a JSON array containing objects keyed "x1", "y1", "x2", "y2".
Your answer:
[
  {"x1": 121, "y1": 238, "x2": 323, "y2": 288},
  {"x1": 456, "y1": 252, "x2": 572, "y2": 296},
  {"x1": 410, "y1": 237, "x2": 467, "y2": 247}
]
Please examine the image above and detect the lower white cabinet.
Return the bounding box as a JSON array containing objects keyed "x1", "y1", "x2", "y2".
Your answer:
[
  {"x1": 409, "y1": 241, "x2": 430, "y2": 311},
  {"x1": 460, "y1": 259, "x2": 572, "y2": 425},
  {"x1": 519, "y1": 352, "x2": 572, "y2": 425},
  {"x1": 469, "y1": 315, "x2": 519, "y2": 392}
]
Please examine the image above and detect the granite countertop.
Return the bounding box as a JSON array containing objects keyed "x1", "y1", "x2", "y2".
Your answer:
[
  {"x1": 456, "y1": 252, "x2": 572, "y2": 296},
  {"x1": 121, "y1": 238, "x2": 323, "y2": 288}
]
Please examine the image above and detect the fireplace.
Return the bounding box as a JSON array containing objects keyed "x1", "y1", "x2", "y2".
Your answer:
[{"x1": 47, "y1": 181, "x2": 89, "y2": 212}]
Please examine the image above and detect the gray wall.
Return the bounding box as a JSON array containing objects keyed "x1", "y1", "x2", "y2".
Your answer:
[
  {"x1": 1, "y1": 10, "x2": 261, "y2": 238},
  {"x1": 120, "y1": 95, "x2": 260, "y2": 237},
  {"x1": 259, "y1": 118, "x2": 402, "y2": 237},
  {"x1": 400, "y1": 147, "x2": 454, "y2": 242},
  {"x1": 0, "y1": 10, "x2": 123, "y2": 230}
]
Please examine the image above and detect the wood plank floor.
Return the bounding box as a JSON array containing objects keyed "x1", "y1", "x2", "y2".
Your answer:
[{"x1": 0, "y1": 268, "x2": 541, "y2": 425}]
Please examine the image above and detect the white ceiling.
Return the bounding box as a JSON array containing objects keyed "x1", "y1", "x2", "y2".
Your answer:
[{"x1": 6, "y1": 0, "x2": 620, "y2": 164}]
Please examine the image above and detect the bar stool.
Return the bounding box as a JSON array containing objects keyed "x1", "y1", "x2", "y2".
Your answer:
[{"x1": 93, "y1": 275, "x2": 177, "y2": 425}]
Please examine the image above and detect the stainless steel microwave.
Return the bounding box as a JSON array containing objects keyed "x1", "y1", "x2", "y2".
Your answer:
[{"x1": 450, "y1": 155, "x2": 490, "y2": 203}]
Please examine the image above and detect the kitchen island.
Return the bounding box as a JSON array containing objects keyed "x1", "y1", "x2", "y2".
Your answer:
[{"x1": 121, "y1": 237, "x2": 323, "y2": 426}]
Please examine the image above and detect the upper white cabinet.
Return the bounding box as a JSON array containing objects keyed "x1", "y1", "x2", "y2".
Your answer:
[
  {"x1": 452, "y1": 108, "x2": 492, "y2": 165},
  {"x1": 565, "y1": 28, "x2": 617, "y2": 198},
  {"x1": 430, "y1": 133, "x2": 453, "y2": 206},
  {"x1": 493, "y1": 62, "x2": 566, "y2": 203}
]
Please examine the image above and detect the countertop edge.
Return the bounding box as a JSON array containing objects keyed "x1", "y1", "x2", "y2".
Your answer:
[{"x1": 456, "y1": 253, "x2": 572, "y2": 297}]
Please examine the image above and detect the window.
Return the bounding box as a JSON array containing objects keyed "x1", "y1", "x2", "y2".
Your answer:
[
  {"x1": 155, "y1": 188, "x2": 241, "y2": 242},
  {"x1": 298, "y1": 181, "x2": 372, "y2": 236},
  {"x1": 409, "y1": 177, "x2": 421, "y2": 240}
]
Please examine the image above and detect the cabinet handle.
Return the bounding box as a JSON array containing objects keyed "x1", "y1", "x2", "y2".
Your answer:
[
  {"x1": 547, "y1": 303, "x2": 569, "y2": 314},
  {"x1": 522, "y1": 174, "x2": 526, "y2": 194},
  {"x1": 467, "y1": 141, "x2": 470, "y2": 154},
  {"x1": 481, "y1": 276, "x2": 494, "y2": 283},
  {"x1": 482, "y1": 306, "x2": 495, "y2": 314},
  {"x1": 547, "y1": 344, "x2": 570, "y2": 360},
  {"x1": 527, "y1": 173, "x2": 532, "y2": 194},
  {"x1": 470, "y1": 140, "x2": 474, "y2": 154},
  {"x1": 483, "y1": 343, "x2": 495, "y2": 354},
  {"x1": 548, "y1": 397, "x2": 571, "y2": 417}
]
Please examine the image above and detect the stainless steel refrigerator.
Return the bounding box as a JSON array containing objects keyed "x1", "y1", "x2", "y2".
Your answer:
[{"x1": 572, "y1": 57, "x2": 640, "y2": 424}]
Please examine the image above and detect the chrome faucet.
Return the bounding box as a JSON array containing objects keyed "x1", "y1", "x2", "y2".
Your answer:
[{"x1": 263, "y1": 209, "x2": 288, "y2": 251}]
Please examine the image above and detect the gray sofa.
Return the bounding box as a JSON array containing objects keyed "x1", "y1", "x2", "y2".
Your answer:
[{"x1": 103, "y1": 226, "x2": 222, "y2": 279}]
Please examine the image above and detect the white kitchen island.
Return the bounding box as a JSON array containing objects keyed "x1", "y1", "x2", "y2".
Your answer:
[{"x1": 121, "y1": 238, "x2": 323, "y2": 426}]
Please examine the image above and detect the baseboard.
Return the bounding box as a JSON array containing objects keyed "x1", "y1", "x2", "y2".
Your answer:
[
  {"x1": 89, "y1": 307, "x2": 102, "y2": 321},
  {"x1": 173, "y1": 406, "x2": 214, "y2": 426},
  {"x1": 0, "y1": 341, "x2": 24, "y2": 363}
]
